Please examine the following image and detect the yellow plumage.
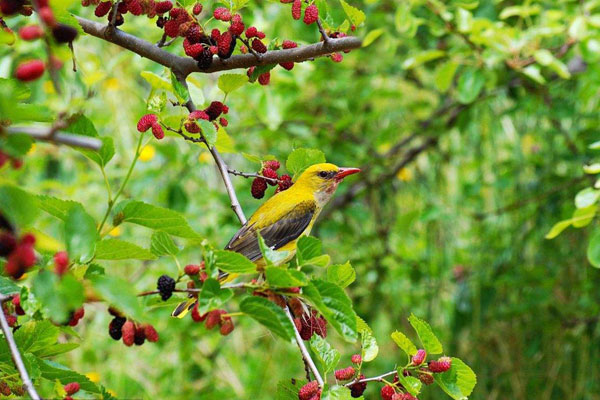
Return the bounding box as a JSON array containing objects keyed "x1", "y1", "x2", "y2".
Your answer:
[{"x1": 172, "y1": 163, "x2": 360, "y2": 318}]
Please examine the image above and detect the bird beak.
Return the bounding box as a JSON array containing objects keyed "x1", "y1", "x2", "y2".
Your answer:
[{"x1": 335, "y1": 167, "x2": 361, "y2": 181}]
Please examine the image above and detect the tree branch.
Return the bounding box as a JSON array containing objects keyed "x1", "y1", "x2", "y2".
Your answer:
[
  {"x1": 75, "y1": 16, "x2": 362, "y2": 77},
  {"x1": 228, "y1": 168, "x2": 281, "y2": 184},
  {"x1": 284, "y1": 306, "x2": 324, "y2": 387},
  {"x1": 344, "y1": 370, "x2": 397, "y2": 386},
  {"x1": 5, "y1": 126, "x2": 103, "y2": 150},
  {"x1": 0, "y1": 295, "x2": 40, "y2": 400}
]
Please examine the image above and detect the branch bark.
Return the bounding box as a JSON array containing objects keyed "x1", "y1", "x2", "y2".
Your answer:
[
  {"x1": 75, "y1": 16, "x2": 362, "y2": 77},
  {"x1": 0, "y1": 295, "x2": 40, "y2": 400},
  {"x1": 284, "y1": 306, "x2": 324, "y2": 386},
  {"x1": 5, "y1": 126, "x2": 103, "y2": 150},
  {"x1": 344, "y1": 370, "x2": 397, "y2": 386}
]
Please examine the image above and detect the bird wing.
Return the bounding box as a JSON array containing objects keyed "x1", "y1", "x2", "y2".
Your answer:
[{"x1": 225, "y1": 200, "x2": 316, "y2": 261}]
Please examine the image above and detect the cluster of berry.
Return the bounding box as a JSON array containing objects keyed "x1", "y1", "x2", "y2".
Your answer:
[
  {"x1": 107, "y1": 308, "x2": 159, "y2": 346},
  {"x1": 0, "y1": 380, "x2": 24, "y2": 397},
  {"x1": 0, "y1": 150, "x2": 23, "y2": 170},
  {"x1": 184, "y1": 100, "x2": 229, "y2": 133},
  {"x1": 86, "y1": 0, "x2": 172, "y2": 26},
  {"x1": 0, "y1": 232, "x2": 35, "y2": 279},
  {"x1": 298, "y1": 354, "x2": 365, "y2": 400},
  {"x1": 281, "y1": 0, "x2": 319, "y2": 25},
  {"x1": 2, "y1": 295, "x2": 24, "y2": 328},
  {"x1": 2, "y1": 0, "x2": 78, "y2": 82},
  {"x1": 251, "y1": 159, "x2": 293, "y2": 199},
  {"x1": 62, "y1": 382, "x2": 80, "y2": 400},
  {"x1": 191, "y1": 306, "x2": 234, "y2": 335},
  {"x1": 137, "y1": 114, "x2": 164, "y2": 139},
  {"x1": 287, "y1": 297, "x2": 327, "y2": 340}
]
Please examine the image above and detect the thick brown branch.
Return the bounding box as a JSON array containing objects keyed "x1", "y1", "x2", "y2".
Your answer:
[{"x1": 75, "y1": 16, "x2": 362, "y2": 76}]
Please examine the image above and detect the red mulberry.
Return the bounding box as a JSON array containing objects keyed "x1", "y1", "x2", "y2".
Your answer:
[
  {"x1": 331, "y1": 53, "x2": 343, "y2": 62},
  {"x1": 264, "y1": 160, "x2": 280, "y2": 170},
  {"x1": 127, "y1": 0, "x2": 143, "y2": 15},
  {"x1": 258, "y1": 72, "x2": 270, "y2": 85},
  {"x1": 155, "y1": 1, "x2": 172, "y2": 13},
  {"x1": 213, "y1": 6, "x2": 230, "y2": 21},
  {"x1": 412, "y1": 349, "x2": 426, "y2": 365},
  {"x1": 18, "y1": 25, "x2": 43, "y2": 41},
  {"x1": 291, "y1": 0, "x2": 301, "y2": 20},
  {"x1": 282, "y1": 39, "x2": 297, "y2": 49},
  {"x1": 429, "y1": 356, "x2": 451, "y2": 373},
  {"x1": 245, "y1": 26, "x2": 258, "y2": 38},
  {"x1": 205, "y1": 101, "x2": 224, "y2": 120},
  {"x1": 262, "y1": 167, "x2": 278, "y2": 185},
  {"x1": 303, "y1": 4, "x2": 318, "y2": 24},
  {"x1": 184, "y1": 264, "x2": 200, "y2": 275},
  {"x1": 219, "y1": 117, "x2": 228, "y2": 127},
  {"x1": 183, "y1": 39, "x2": 204, "y2": 57},
  {"x1": 64, "y1": 382, "x2": 80, "y2": 396},
  {"x1": 280, "y1": 62, "x2": 294, "y2": 70},
  {"x1": 137, "y1": 114, "x2": 158, "y2": 132},
  {"x1": 251, "y1": 38, "x2": 267, "y2": 53},
  {"x1": 144, "y1": 324, "x2": 159, "y2": 342},
  {"x1": 251, "y1": 178, "x2": 267, "y2": 199},
  {"x1": 298, "y1": 381, "x2": 319, "y2": 400},
  {"x1": 335, "y1": 366, "x2": 355, "y2": 381},
  {"x1": 190, "y1": 110, "x2": 210, "y2": 120},
  {"x1": 220, "y1": 318, "x2": 234, "y2": 335},
  {"x1": 15, "y1": 60, "x2": 45, "y2": 82},
  {"x1": 53, "y1": 251, "x2": 69, "y2": 276},
  {"x1": 277, "y1": 174, "x2": 293, "y2": 192},
  {"x1": 94, "y1": 1, "x2": 111, "y2": 17},
  {"x1": 122, "y1": 320, "x2": 135, "y2": 346},
  {"x1": 381, "y1": 385, "x2": 396, "y2": 400},
  {"x1": 192, "y1": 2, "x2": 202, "y2": 15},
  {"x1": 351, "y1": 354, "x2": 362, "y2": 364},
  {"x1": 151, "y1": 123, "x2": 164, "y2": 139}
]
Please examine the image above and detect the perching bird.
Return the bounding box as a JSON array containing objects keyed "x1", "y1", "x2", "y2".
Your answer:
[{"x1": 172, "y1": 163, "x2": 360, "y2": 317}]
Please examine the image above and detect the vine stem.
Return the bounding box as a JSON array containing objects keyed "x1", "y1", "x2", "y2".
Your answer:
[
  {"x1": 0, "y1": 295, "x2": 41, "y2": 400},
  {"x1": 284, "y1": 306, "x2": 324, "y2": 387}
]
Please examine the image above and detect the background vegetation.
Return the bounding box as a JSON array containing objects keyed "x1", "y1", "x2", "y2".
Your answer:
[{"x1": 2, "y1": 0, "x2": 600, "y2": 399}]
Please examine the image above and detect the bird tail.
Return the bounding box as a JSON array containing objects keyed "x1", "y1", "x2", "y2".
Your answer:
[{"x1": 171, "y1": 272, "x2": 239, "y2": 318}]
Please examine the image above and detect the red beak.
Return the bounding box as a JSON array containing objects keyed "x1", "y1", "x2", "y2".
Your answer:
[{"x1": 335, "y1": 167, "x2": 361, "y2": 181}]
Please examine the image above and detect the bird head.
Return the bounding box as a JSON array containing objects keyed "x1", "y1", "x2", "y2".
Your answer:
[{"x1": 294, "y1": 163, "x2": 360, "y2": 205}]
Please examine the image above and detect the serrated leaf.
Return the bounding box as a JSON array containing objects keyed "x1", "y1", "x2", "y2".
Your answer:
[
  {"x1": 14, "y1": 320, "x2": 59, "y2": 355},
  {"x1": 121, "y1": 201, "x2": 200, "y2": 238},
  {"x1": 434, "y1": 357, "x2": 477, "y2": 399},
  {"x1": 198, "y1": 119, "x2": 218, "y2": 147},
  {"x1": 303, "y1": 254, "x2": 331, "y2": 268},
  {"x1": 215, "y1": 126, "x2": 235, "y2": 153},
  {"x1": 64, "y1": 205, "x2": 97, "y2": 263},
  {"x1": 78, "y1": 137, "x2": 115, "y2": 167},
  {"x1": 37, "y1": 195, "x2": 83, "y2": 221},
  {"x1": 357, "y1": 317, "x2": 378, "y2": 361},
  {"x1": 2, "y1": 134, "x2": 33, "y2": 158},
  {"x1": 218, "y1": 73, "x2": 248, "y2": 94},
  {"x1": 198, "y1": 278, "x2": 234, "y2": 314},
  {"x1": 258, "y1": 233, "x2": 290, "y2": 267},
  {"x1": 0, "y1": 277, "x2": 20, "y2": 296},
  {"x1": 303, "y1": 280, "x2": 358, "y2": 342},
  {"x1": 339, "y1": 0, "x2": 365, "y2": 27},
  {"x1": 327, "y1": 262, "x2": 355, "y2": 288},
  {"x1": 150, "y1": 231, "x2": 179, "y2": 256},
  {"x1": 309, "y1": 334, "x2": 340, "y2": 375},
  {"x1": 140, "y1": 71, "x2": 172, "y2": 91},
  {"x1": 391, "y1": 330, "x2": 417, "y2": 356},
  {"x1": 95, "y1": 239, "x2": 156, "y2": 260},
  {"x1": 265, "y1": 267, "x2": 309, "y2": 288},
  {"x1": 397, "y1": 373, "x2": 422, "y2": 396},
  {"x1": 0, "y1": 184, "x2": 39, "y2": 227},
  {"x1": 90, "y1": 275, "x2": 144, "y2": 320},
  {"x1": 171, "y1": 72, "x2": 190, "y2": 102},
  {"x1": 297, "y1": 236, "x2": 322, "y2": 264},
  {"x1": 214, "y1": 250, "x2": 257, "y2": 274},
  {"x1": 286, "y1": 148, "x2": 326, "y2": 178},
  {"x1": 38, "y1": 360, "x2": 100, "y2": 393},
  {"x1": 408, "y1": 314, "x2": 443, "y2": 354},
  {"x1": 31, "y1": 272, "x2": 85, "y2": 324},
  {"x1": 240, "y1": 296, "x2": 295, "y2": 341},
  {"x1": 322, "y1": 386, "x2": 353, "y2": 400}
]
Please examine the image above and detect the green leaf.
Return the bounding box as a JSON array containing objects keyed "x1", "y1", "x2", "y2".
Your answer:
[
  {"x1": 38, "y1": 359, "x2": 100, "y2": 393},
  {"x1": 327, "y1": 262, "x2": 356, "y2": 288},
  {"x1": 64, "y1": 205, "x2": 97, "y2": 263},
  {"x1": 434, "y1": 357, "x2": 477, "y2": 400},
  {"x1": 214, "y1": 250, "x2": 257, "y2": 274},
  {"x1": 258, "y1": 233, "x2": 290, "y2": 266},
  {"x1": 321, "y1": 386, "x2": 353, "y2": 400},
  {"x1": 522, "y1": 65, "x2": 546, "y2": 84},
  {"x1": 583, "y1": 163, "x2": 600, "y2": 173},
  {"x1": 35, "y1": 343, "x2": 79, "y2": 358},
  {"x1": 95, "y1": 239, "x2": 157, "y2": 260},
  {"x1": 31, "y1": 272, "x2": 85, "y2": 324},
  {"x1": 362, "y1": 29, "x2": 384, "y2": 47},
  {"x1": 572, "y1": 205, "x2": 596, "y2": 228},
  {"x1": 357, "y1": 317, "x2": 378, "y2": 362},
  {"x1": 37, "y1": 195, "x2": 83, "y2": 221},
  {"x1": 391, "y1": 330, "x2": 417, "y2": 356},
  {"x1": 265, "y1": 267, "x2": 309, "y2": 288},
  {"x1": 148, "y1": 92, "x2": 167, "y2": 113},
  {"x1": 90, "y1": 275, "x2": 144, "y2": 320},
  {"x1": 150, "y1": 231, "x2": 179, "y2": 256},
  {"x1": 215, "y1": 126, "x2": 235, "y2": 153},
  {"x1": 79, "y1": 137, "x2": 115, "y2": 168},
  {"x1": 545, "y1": 219, "x2": 572, "y2": 239},
  {"x1": 457, "y1": 68, "x2": 485, "y2": 104},
  {"x1": 249, "y1": 64, "x2": 277, "y2": 83},
  {"x1": 198, "y1": 119, "x2": 218, "y2": 147},
  {"x1": 171, "y1": 74, "x2": 189, "y2": 102},
  {"x1": 408, "y1": 314, "x2": 443, "y2": 354},
  {"x1": 198, "y1": 278, "x2": 234, "y2": 314},
  {"x1": 397, "y1": 373, "x2": 422, "y2": 396},
  {"x1": 0, "y1": 277, "x2": 20, "y2": 295},
  {"x1": 2, "y1": 134, "x2": 33, "y2": 158},
  {"x1": 239, "y1": 296, "x2": 295, "y2": 341},
  {"x1": 534, "y1": 49, "x2": 571, "y2": 79},
  {"x1": 14, "y1": 320, "x2": 59, "y2": 355},
  {"x1": 140, "y1": 71, "x2": 173, "y2": 91},
  {"x1": 286, "y1": 148, "x2": 326, "y2": 178},
  {"x1": 276, "y1": 379, "x2": 302, "y2": 400},
  {"x1": 121, "y1": 201, "x2": 200, "y2": 238},
  {"x1": 402, "y1": 49, "x2": 446, "y2": 70},
  {"x1": 303, "y1": 255, "x2": 331, "y2": 268},
  {"x1": 499, "y1": 5, "x2": 541, "y2": 19},
  {"x1": 0, "y1": 184, "x2": 39, "y2": 227},
  {"x1": 297, "y1": 236, "x2": 322, "y2": 264},
  {"x1": 309, "y1": 334, "x2": 340, "y2": 375},
  {"x1": 587, "y1": 228, "x2": 600, "y2": 268},
  {"x1": 434, "y1": 61, "x2": 459, "y2": 92},
  {"x1": 218, "y1": 73, "x2": 248, "y2": 94},
  {"x1": 303, "y1": 280, "x2": 358, "y2": 342},
  {"x1": 339, "y1": 0, "x2": 365, "y2": 27}
]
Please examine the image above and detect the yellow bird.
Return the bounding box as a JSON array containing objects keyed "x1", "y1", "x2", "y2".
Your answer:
[{"x1": 172, "y1": 163, "x2": 360, "y2": 317}]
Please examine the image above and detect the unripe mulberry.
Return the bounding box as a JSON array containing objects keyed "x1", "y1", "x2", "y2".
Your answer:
[
  {"x1": 258, "y1": 72, "x2": 270, "y2": 85},
  {"x1": 95, "y1": 1, "x2": 111, "y2": 17},
  {"x1": 262, "y1": 167, "x2": 278, "y2": 185},
  {"x1": 213, "y1": 7, "x2": 230, "y2": 21},
  {"x1": 351, "y1": 354, "x2": 362, "y2": 364},
  {"x1": 418, "y1": 372, "x2": 434, "y2": 385},
  {"x1": 184, "y1": 264, "x2": 200, "y2": 276},
  {"x1": 15, "y1": 60, "x2": 45, "y2": 82},
  {"x1": 137, "y1": 114, "x2": 158, "y2": 132},
  {"x1": 298, "y1": 381, "x2": 319, "y2": 400},
  {"x1": 54, "y1": 251, "x2": 69, "y2": 276},
  {"x1": 144, "y1": 324, "x2": 159, "y2": 342},
  {"x1": 380, "y1": 385, "x2": 396, "y2": 400},
  {"x1": 303, "y1": 4, "x2": 318, "y2": 25},
  {"x1": 64, "y1": 382, "x2": 80, "y2": 395},
  {"x1": 251, "y1": 178, "x2": 267, "y2": 199},
  {"x1": 121, "y1": 320, "x2": 135, "y2": 346},
  {"x1": 155, "y1": 1, "x2": 172, "y2": 13},
  {"x1": 19, "y1": 25, "x2": 44, "y2": 41},
  {"x1": 412, "y1": 349, "x2": 426, "y2": 365},
  {"x1": 151, "y1": 123, "x2": 164, "y2": 139},
  {"x1": 335, "y1": 366, "x2": 355, "y2": 380},
  {"x1": 349, "y1": 375, "x2": 367, "y2": 398},
  {"x1": 220, "y1": 318, "x2": 234, "y2": 335},
  {"x1": 251, "y1": 38, "x2": 267, "y2": 53},
  {"x1": 428, "y1": 356, "x2": 451, "y2": 373},
  {"x1": 52, "y1": 24, "x2": 78, "y2": 43},
  {"x1": 192, "y1": 3, "x2": 202, "y2": 15},
  {"x1": 157, "y1": 275, "x2": 176, "y2": 300},
  {"x1": 291, "y1": 0, "x2": 301, "y2": 20}
]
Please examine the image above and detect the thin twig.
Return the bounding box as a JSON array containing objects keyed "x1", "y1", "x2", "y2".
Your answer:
[
  {"x1": 5, "y1": 126, "x2": 102, "y2": 150},
  {"x1": 316, "y1": 19, "x2": 330, "y2": 45},
  {"x1": 0, "y1": 294, "x2": 41, "y2": 400},
  {"x1": 344, "y1": 370, "x2": 397, "y2": 386},
  {"x1": 228, "y1": 168, "x2": 281, "y2": 184},
  {"x1": 284, "y1": 306, "x2": 324, "y2": 386},
  {"x1": 109, "y1": 0, "x2": 121, "y2": 27}
]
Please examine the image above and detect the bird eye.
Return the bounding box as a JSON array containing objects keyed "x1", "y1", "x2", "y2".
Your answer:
[{"x1": 318, "y1": 171, "x2": 329, "y2": 178}]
